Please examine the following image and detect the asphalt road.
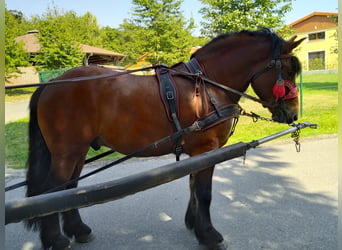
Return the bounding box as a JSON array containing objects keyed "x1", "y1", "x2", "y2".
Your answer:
[{"x1": 5, "y1": 136, "x2": 337, "y2": 250}]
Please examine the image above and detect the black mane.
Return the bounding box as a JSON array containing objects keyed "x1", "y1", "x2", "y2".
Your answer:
[
  {"x1": 190, "y1": 28, "x2": 301, "y2": 76},
  {"x1": 191, "y1": 28, "x2": 284, "y2": 59}
]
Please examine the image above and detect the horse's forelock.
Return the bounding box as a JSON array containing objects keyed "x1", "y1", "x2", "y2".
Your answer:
[{"x1": 291, "y1": 56, "x2": 302, "y2": 76}]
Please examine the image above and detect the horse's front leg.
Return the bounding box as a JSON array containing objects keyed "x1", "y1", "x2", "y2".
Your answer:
[{"x1": 185, "y1": 166, "x2": 225, "y2": 249}]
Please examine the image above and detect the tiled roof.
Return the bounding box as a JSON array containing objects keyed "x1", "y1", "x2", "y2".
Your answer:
[
  {"x1": 80, "y1": 44, "x2": 125, "y2": 57},
  {"x1": 15, "y1": 31, "x2": 41, "y2": 53},
  {"x1": 289, "y1": 12, "x2": 338, "y2": 27}
]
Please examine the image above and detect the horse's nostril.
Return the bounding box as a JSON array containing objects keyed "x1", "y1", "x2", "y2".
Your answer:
[{"x1": 293, "y1": 115, "x2": 298, "y2": 121}]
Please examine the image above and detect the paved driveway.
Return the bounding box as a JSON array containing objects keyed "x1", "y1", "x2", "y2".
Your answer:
[
  {"x1": 5, "y1": 136, "x2": 338, "y2": 250},
  {"x1": 5, "y1": 99, "x2": 30, "y2": 123}
]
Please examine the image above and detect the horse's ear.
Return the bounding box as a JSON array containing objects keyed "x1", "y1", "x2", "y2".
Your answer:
[
  {"x1": 285, "y1": 36, "x2": 306, "y2": 52},
  {"x1": 288, "y1": 35, "x2": 297, "y2": 43}
]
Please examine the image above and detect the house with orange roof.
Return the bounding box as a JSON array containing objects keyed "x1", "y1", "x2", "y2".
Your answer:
[{"x1": 289, "y1": 12, "x2": 338, "y2": 72}]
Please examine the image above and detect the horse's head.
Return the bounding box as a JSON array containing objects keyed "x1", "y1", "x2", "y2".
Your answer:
[
  {"x1": 250, "y1": 34, "x2": 306, "y2": 124},
  {"x1": 191, "y1": 29, "x2": 305, "y2": 124}
]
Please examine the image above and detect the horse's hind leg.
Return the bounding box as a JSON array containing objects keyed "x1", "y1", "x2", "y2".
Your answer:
[
  {"x1": 185, "y1": 166, "x2": 224, "y2": 249},
  {"x1": 39, "y1": 152, "x2": 91, "y2": 249},
  {"x1": 61, "y1": 158, "x2": 92, "y2": 243},
  {"x1": 38, "y1": 169, "x2": 73, "y2": 250}
]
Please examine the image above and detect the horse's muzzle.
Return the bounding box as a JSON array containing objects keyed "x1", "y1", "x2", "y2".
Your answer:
[{"x1": 272, "y1": 109, "x2": 298, "y2": 124}]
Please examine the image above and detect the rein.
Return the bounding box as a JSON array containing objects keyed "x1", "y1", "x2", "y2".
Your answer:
[
  {"x1": 4, "y1": 66, "x2": 159, "y2": 90},
  {"x1": 6, "y1": 63, "x2": 274, "y2": 113},
  {"x1": 5, "y1": 61, "x2": 273, "y2": 110},
  {"x1": 171, "y1": 59, "x2": 274, "y2": 109}
]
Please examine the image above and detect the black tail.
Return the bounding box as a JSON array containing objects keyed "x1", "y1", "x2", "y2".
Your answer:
[{"x1": 25, "y1": 86, "x2": 51, "y2": 230}]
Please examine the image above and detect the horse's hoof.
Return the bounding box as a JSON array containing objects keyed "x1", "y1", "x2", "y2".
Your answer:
[
  {"x1": 51, "y1": 235, "x2": 71, "y2": 250},
  {"x1": 204, "y1": 240, "x2": 228, "y2": 250},
  {"x1": 64, "y1": 222, "x2": 92, "y2": 243},
  {"x1": 75, "y1": 232, "x2": 94, "y2": 243}
]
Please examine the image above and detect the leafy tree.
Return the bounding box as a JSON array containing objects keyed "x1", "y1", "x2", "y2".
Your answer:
[
  {"x1": 100, "y1": 26, "x2": 123, "y2": 53},
  {"x1": 199, "y1": 0, "x2": 294, "y2": 37},
  {"x1": 5, "y1": 9, "x2": 30, "y2": 79},
  {"x1": 32, "y1": 21, "x2": 83, "y2": 70},
  {"x1": 30, "y1": 7, "x2": 95, "y2": 70},
  {"x1": 125, "y1": 0, "x2": 197, "y2": 65},
  {"x1": 115, "y1": 20, "x2": 148, "y2": 64},
  {"x1": 63, "y1": 11, "x2": 103, "y2": 46}
]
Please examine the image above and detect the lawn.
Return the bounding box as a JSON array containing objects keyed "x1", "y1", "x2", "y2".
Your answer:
[
  {"x1": 5, "y1": 73, "x2": 338, "y2": 169},
  {"x1": 5, "y1": 87, "x2": 37, "y2": 102}
]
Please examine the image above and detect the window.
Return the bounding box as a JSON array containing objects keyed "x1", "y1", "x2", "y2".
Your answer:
[
  {"x1": 308, "y1": 31, "x2": 325, "y2": 41},
  {"x1": 308, "y1": 51, "x2": 325, "y2": 70}
]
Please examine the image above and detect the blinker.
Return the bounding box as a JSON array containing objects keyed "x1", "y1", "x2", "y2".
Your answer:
[
  {"x1": 273, "y1": 79, "x2": 298, "y2": 102},
  {"x1": 283, "y1": 80, "x2": 298, "y2": 100}
]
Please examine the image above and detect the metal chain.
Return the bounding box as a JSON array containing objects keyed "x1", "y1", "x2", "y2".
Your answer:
[
  {"x1": 239, "y1": 108, "x2": 278, "y2": 123},
  {"x1": 239, "y1": 106, "x2": 303, "y2": 152},
  {"x1": 291, "y1": 129, "x2": 301, "y2": 152}
]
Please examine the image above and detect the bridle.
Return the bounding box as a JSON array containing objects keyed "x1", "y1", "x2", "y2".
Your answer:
[
  {"x1": 249, "y1": 33, "x2": 299, "y2": 103},
  {"x1": 184, "y1": 50, "x2": 298, "y2": 111},
  {"x1": 249, "y1": 55, "x2": 299, "y2": 102},
  {"x1": 185, "y1": 33, "x2": 299, "y2": 110}
]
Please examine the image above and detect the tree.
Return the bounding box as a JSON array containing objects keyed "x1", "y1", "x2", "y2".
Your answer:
[
  {"x1": 32, "y1": 23, "x2": 83, "y2": 70},
  {"x1": 63, "y1": 11, "x2": 103, "y2": 47},
  {"x1": 199, "y1": 0, "x2": 293, "y2": 37},
  {"x1": 115, "y1": 20, "x2": 148, "y2": 64},
  {"x1": 5, "y1": 9, "x2": 30, "y2": 79},
  {"x1": 125, "y1": 0, "x2": 197, "y2": 65},
  {"x1": 100, "y1": 26, "x2": 124, "y2": 54},
  {"x1": 31, "y1": 8, "x2": 83, "y2": 70}
]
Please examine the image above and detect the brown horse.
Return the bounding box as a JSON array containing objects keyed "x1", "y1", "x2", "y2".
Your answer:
[{"x1": 25, "y1": 29, "x2": 305, "y2": 250}]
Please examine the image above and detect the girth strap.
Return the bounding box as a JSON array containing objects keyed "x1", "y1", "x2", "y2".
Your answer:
[
  {"x1": 156, "y1": 66, "x2": 183, "y2": 161},
  {"x1": 195, "y1": 104, "x2": 240, "y2": 131}
]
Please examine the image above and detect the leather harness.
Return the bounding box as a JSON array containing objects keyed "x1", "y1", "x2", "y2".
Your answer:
[
  {"x1": 156, "y1": 58, "x2": 240, "y2": 161},
  {"x1": 156, "y1": 66, "x2": 183, "y2": 160}
]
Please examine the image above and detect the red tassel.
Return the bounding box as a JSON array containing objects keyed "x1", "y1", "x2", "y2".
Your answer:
[{"x1": 273, "y1": 79, "x2": 285, "y2": 102}]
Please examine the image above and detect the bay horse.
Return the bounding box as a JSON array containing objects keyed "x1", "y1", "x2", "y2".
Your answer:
[{"x1": 25, "y1": 29, "x2": 305, "y2": 250}]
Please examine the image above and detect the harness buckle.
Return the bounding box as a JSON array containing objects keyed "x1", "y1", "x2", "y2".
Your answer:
[
  {"x1": 166, "y1": 91, "x2": 174, "y2": 100},
  {"x1": 269, "y1": 60, "x2": 276, "y2": 68}
]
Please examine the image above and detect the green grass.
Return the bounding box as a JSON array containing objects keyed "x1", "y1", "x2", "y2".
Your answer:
[
  {"x1": 299, "y1": 73, "x2": 338, "y2": 91},
  {"x1": 299, "y1": 73, "x2": 338, "y2": 84},
  {"x1": 5, "y1": 73, "x2": 337, "y2": 169},
  {"x1": 5, "y1": 87, "x2": 37, "y2": 102},
  {"x1": 5, "y1": 118, "x2": 122, "y2": 169},
  {"x1": 5, "y1": 118, "x2": 30, "y2": 169}
]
